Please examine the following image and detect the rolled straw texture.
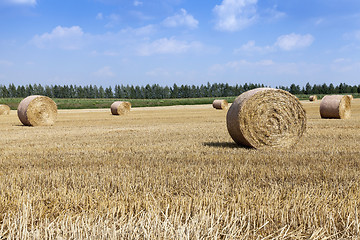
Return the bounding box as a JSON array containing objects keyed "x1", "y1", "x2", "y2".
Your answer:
[
  {"x1": 0, "y1": 104, "x2": 11, "y2": 115},
  {"x1": 309, "y1": 95, "x2": 317, "y2": 101},
  {"x1": 347, "y1": 95, "x2": 354, "y2": 100},
  {"x1": 111, "y1": 101, "x2": 131, "y2": 115},
  {"x1": 17, "y1": 95, "x2": 57, "y2": 126},
  {"x1": 212, "y1": 99, "x2": 228, "y2": 110},
  {"x1": 226, "y1": 88, "x2": 307, "y2": 149},
  {"x1": 320, "y1": 95, "x2": 351, "y2": 119}
]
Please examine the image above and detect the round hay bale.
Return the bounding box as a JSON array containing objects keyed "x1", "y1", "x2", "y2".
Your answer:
[
  {"x1": 347, "y1": 95, "x2": 354, "y2": 100},
  {"x1": 320, "y1": 95, "x2": 351, "y2": 119},
  {"x1": 111, "y1": 101, "x2": 131, "y2": 115},
  {"x1": 212, "y1": 99, "x2": 228, "y2": 110},
  {"x1": 309, "y1": 95, "x2": 317, "y2": 101},
  {"x1": 0, "y1": 104, "x2": 11, "y2": 115},
  {"x1": 226, "y1": 88, "x2": 307, "y2": 149},
  {"x1": 17, "y1": 95, "x2": 57, "y2": 126}
]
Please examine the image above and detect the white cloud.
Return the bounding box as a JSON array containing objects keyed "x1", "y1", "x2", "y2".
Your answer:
[
  {"x1": 213, "y1": 0, "x2": 258, "y2": 32},
  {"x1": 331, "y1": 62, "x2": 360, "y2": 73},
  {"x1": 339, "y1": 43, "x2": 360, "y2": 52},
  {"x1": 315, "y1": 18, "x2": 324, "y2": 26},
  {"x1": 330, "y1": 58, "x2": 360, "y2": 73},
  {"x1": 146, "y1": 68, "x2": 170, "y2": 77},
  {"x1": 137, "y1": 37, "x2": 202, "y2": 56},
  {"x1": 225, "y1": 59, "x2": 274, "y2": 69},
  {"x1": 133, "y1": 0, "x2": 143, "y2": 6},
  {"x1": 91, "y1": 50, "x2": 119, "y2": 56},
  {"x1": 130, "y1": 11, "x2": 153, "y2": 21},
  {"x1": 105, "y1": 14, "x2": 121, "y2": 28},
  {"x1": 353, "y1": 31, "x2": 360, "y2": 40},
  {"x1": 31, "y1": 26, "x2": 84, "y2": 50},
  {"x1": 162, "y1": 9, "x2": 199, "y2": 29},
  {"x1": 209, "y1": 59, "x2": 309, "y2": 78},
  {"x1": 209, "y1": 60, "x2": 327, "y2": 85},
  {"x1": 275, "y1": 33, "x2": 314, "y2": 51},
  {"x1": 103, "y1": 51, "x2": 119, "y2": 56},
  {"x1": 234, "y1": 40, "x2": 274, "y2": 54},
  {"x1": 262, "y1": 5, "x2": 286, "y2": 21},
  {"x1": 121, "y1": 24, "x2": 156, "y2": 36},
  {"x1": 343, "y1": 30, "x2": 360, "y2": 41},
  {"x1": 4, "y1": 0, "x2": 36, "y2": 5},
  {"x1": 333, "y1": 58, "x2": 350, "y2": 63},
  {"x1": 96, "y1": 13, "x2": 103, "y2": 20},
  {"x1": 93, "y1": 66, "x2": 115, "y2": 77},
  {"x1": 235, "y1": 34, "x2": 313, "y2": 54},
  {"x1": 0, "y1": 59, "x2": 13, "y2": 67},
  {"x1": 210, "y1": 59, "x2": 281, "y2": 77}
]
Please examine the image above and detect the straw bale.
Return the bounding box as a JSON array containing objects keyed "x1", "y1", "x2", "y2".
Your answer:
[
  {"x1": 320, "y1": 95, "x2": 351, "y2": 119},
  {"x1": 0, "y1": 104, "x2": 10, "y2": 115},
  {"x1": 212, "y1": 99, "x2": 228, "y2": 110},
  {"x1": 309, "y1": 95, "x2": 317, "y2": 101},
  {"x1": 226, "y1": 88, "x2": 307, "y2": 149},
  {"x1": 347, "y1": 95, "x2": 354, "y2": 100},
  {"x1": 111, "y1": 101, "x2": 131, "y2": 115},
  {"x1": 17, "y1": 95, "x2": 57, "y2": 126}
]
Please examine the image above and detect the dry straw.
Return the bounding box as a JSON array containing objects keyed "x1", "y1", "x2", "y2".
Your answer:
[
  {"x1": 320, "y1": 95, "x2": 351, "y2": 119},
  {"x1": 309, "y1": 95, "x2": 317, "y2": 101},
  {"x1": 17, "y1": 95, "x2": 58, "y2": 126},
  {"x1": 347, "y1": 95, "x2": 354, "y2": 100},
  {"x1": 226, "y1": 88, "x2": 307, "y2": 149},
  {"x1": 111, "y1": 101, "x2": 131, "y2": 115},
  {"x1": 0, "y1": 104, "x2": 11, "y2": 115},
  {"x1": 212, "y1": 99, "x2": 228, "y2": 110}
]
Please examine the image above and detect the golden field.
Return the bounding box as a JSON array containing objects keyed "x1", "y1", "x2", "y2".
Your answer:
[{"x1": 0, "y1": 99, "x2": 360, "y2": 239}]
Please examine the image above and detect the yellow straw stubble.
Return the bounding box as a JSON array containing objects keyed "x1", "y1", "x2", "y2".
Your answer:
[
  {"x1": 320, "y1": 95, "x2": 351, "y2": 119},
  {"x1": 226, "y1": 88, "x2": 307, "y2": 149},
  {"x1": 17, "y1": 95, "x2": 58, "y2": 126},
  {"x1": 212, "y1": 99, "x2": 228, "y2": 110},
  {"x1": 111, "y1": 101, "x2": 131, "y2": 115}
]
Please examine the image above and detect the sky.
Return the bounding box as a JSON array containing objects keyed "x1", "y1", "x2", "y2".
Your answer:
[{"x1": 1, "y1": 0, "x2": 360, "y2": 87}]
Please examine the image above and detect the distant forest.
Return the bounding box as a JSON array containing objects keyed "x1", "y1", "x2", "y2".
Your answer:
[{"x1": 0, "y1": 82, "x2": 359, "y2": 99}]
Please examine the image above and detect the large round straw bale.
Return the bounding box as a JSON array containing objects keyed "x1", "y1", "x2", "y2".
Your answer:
[
  {"x1": 309, "y1": 95, "x2": 317, "y2": 101},
  {"x1": 17, "y1": 95, "x2": 57, "y2": 126},
  {"x1": 226, "y1": 88, "x2": 307, "y2": 149},
  {"x1": 320, "y1": 95, "x2": 351, "y2": 119},
  {"x1": 347, "y1": 95, "x2": 354, "y2": 100},
  {"x1": 212, "y1": 99, "x2": 228, "y2": 110},
  {"x1": 0, "y1": 104, "x2": 11, "y2": 115},
  {"x1": 111, "y1": 101, "x2": 131, "y2": 115}
]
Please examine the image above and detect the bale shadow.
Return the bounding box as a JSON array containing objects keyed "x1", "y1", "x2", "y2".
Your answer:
[{"x1": 203, "y1": 142, "x2": 251, "y2": 149}]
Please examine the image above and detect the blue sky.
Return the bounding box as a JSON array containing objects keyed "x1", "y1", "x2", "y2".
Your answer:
[{"x1": 1, "y1": 0, "x2": 360, "y2": 87}]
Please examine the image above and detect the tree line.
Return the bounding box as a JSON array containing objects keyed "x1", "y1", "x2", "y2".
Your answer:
[{"x1": 0, "y1": 82, "x2": 359, "y2": 99}]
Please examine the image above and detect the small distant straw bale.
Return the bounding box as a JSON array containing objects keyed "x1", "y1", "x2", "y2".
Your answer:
[
  {"x1": 320, "y1": 95, "x2": 351, "y2": 119},
  {"x1": 309, "y1": 95, "x2": 317, "y2": 101},
  {"x1": 226, "y1": 88, "x2": 307, "y2": 149},
  {"x1": 17, "y1": 95, "x2": 57, "y2": 126},
  {"x1": 0, "y1": 104, "x2": 11, "y2": 115},
  {"x1": 111, "y1": 101, "x2": 131, "y2": 115},
  {"x1": 212, "y1": 99, "x2": 228, "y2": 110}
]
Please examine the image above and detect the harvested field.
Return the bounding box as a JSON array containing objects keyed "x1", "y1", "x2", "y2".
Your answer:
[{"x1": 0, "y1": 100, "x2": 360, "y2": 239}]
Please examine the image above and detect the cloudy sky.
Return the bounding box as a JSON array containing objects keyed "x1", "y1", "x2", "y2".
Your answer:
[{"x1": 1, "y1": 0, "x2": 360, "y2": 87}]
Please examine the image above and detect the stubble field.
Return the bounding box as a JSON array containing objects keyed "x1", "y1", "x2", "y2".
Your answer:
[{"x1": 0, "y1": 99, "x2": 360, "y2": 239}]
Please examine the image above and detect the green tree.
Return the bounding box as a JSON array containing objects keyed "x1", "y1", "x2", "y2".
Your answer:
[{"x1": 105, "y1": 86, "x2": 113, "y2": 98}]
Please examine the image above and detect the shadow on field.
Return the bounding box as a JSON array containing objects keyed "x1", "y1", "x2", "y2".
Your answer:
[{"x1": 203, "y1": 142, "x2": 250, "y2": 149}]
